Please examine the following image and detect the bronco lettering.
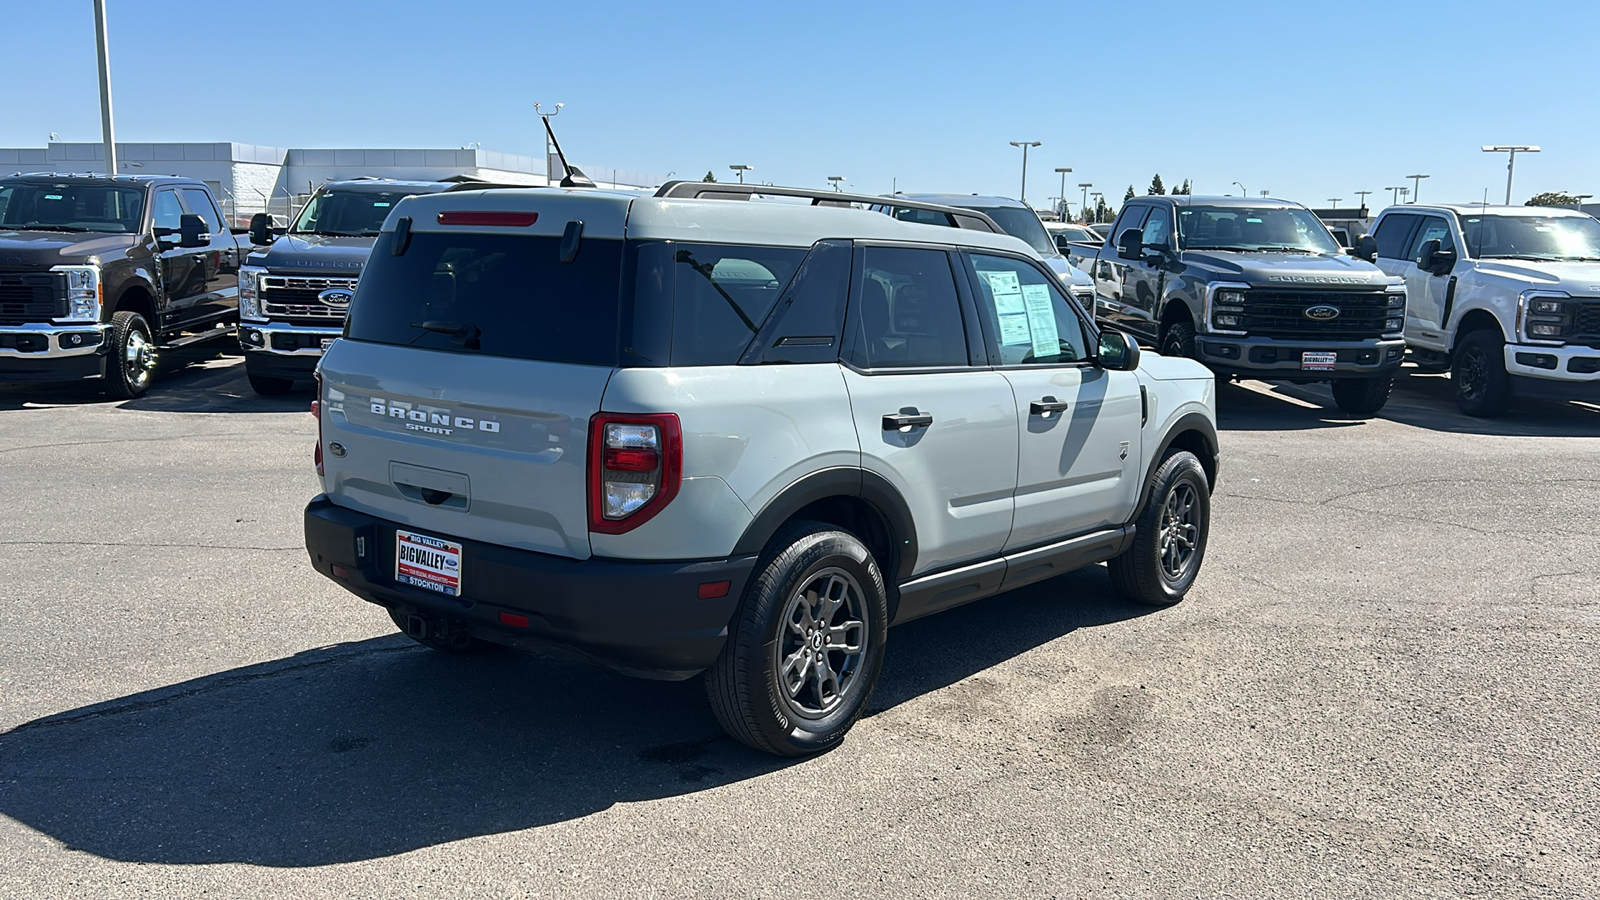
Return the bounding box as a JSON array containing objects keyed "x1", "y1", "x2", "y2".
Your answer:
[{"x1": 369, "y1": 398, "x2": 501, "y2": 433}]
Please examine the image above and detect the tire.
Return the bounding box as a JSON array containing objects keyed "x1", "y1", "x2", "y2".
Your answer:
[
  {"x1": 386, "y1": 608, "x2": 483, "y2": 653},
  {"x1": 104, "y1": 310, "x2": 157, "y2": 399},
  {"x1": 247, "y1": 372, "x2": 295, "y2": 396},
  {"x1": 1160, "y1": 319, "x2": 1197, "y2": 360},
  {"x1": 1108, "y1": 450, "x2": 1210, "y2": 607},
  {"x1": 1451, "y1": 329, "x2": 1511, "y2": 418},
  {"x1": 1330, "y1": 374, "x2": 1394, "y2": 417},
  {"x1": 705, "y1": 521, "x2": 889, "y2": 757}
]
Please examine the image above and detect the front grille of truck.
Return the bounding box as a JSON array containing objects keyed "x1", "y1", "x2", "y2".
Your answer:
[
  {"x1": 1240, "y1": 290, "x2": 1393, "y2": 340},
  {"x1": 260, "y1": 275, "x2": 358, "y2": 325},
  {"x1": 0, "y1": 272, "x2": 65, "y2": 326},
  {"x1": 1570, "y1": 301, "x2": 1600, "y2": 346}
]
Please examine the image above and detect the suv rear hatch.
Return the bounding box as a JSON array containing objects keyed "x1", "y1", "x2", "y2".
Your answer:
[{"x1": 317, "y1": 193, "x2": 632, "y2": 560}]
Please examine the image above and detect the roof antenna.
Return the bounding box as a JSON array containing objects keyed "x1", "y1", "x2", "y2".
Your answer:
[
  {"x1": 1474, "y1": 188, "x2": 1488, "y2": 258},
  {"x1": 538, "y1": 109, "x2": 595, "y2": 189}
]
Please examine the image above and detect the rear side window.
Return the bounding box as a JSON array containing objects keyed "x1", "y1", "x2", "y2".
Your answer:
[
  {"x1": 742, "y1": 240, "x2": 853, "y2": 365},
  {"x1": 628, "y1": 242, "x2": 807, "y2": 366},
  {"x1": 347, "y1": 231, "x2": 624, "y2": 366},
  {"x1": 1373, "y1": 214, "x2": 1419, "y2": 260},
  {"x1": 848, "y1": 246, "x2": 969, "y2": 369}
]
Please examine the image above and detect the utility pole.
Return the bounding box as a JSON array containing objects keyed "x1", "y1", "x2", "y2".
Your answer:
[
  {"x1": 1054, "y1": 167, "x2": 1072, "y2": 221},
  {"x1": 1078, "y1": 182, "x2": 1092, "y2": 218},
  {"x1": 534, "y1": 102, "x2": 564, "y2": 183},
  {"x1": 1482, "y1": 145, "x2": 1540, "y2": 205},
  {"x1": 1406, "y1": 173, "x2": 1430, "y2": 203},
  {"x1": 1385, "y1": 186, "x2": 1402, "y2": 205},
  {"x1": 1354, "y1": 190, "x2": 1372, "y2": 211},
  {"x1": 1009, "y1": 141, "x2": 1040, "y2": 203},
  {"x1": 1328, "y1": 198, "x2": 1342, "y2": 209},
  {"x1": 92, "y1": 0, "x2": 117, "y2": 175}
]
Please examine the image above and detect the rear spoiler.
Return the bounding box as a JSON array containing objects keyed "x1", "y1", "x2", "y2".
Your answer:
[{"x1": 653, "y1": 181, "x2": 1004, "y2": 234}]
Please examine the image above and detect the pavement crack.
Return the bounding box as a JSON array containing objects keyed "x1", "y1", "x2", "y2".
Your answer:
[{"x1": 0, "y1": 539, "x2": 299, "y2": 552}]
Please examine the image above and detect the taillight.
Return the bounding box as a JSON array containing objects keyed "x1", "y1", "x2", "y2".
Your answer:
[
  {"x1": 588, "y1": 413, "x2": 681, "y2": 534},
  {"x1": 312, "y1": 372, "x2": 324, "y2": 476}
]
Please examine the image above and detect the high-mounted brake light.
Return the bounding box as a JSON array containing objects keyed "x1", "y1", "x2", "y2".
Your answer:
[
  {"x1": 588, "y1": 413, "x2": 682, "y2": 534},
  {"x1": 436, "y1": 211, "x2": 539, "y2": 227}
]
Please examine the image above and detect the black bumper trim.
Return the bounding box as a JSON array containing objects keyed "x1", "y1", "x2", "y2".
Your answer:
[
  {"x1": 303, "y1": 496, "x2": 755, "y2": 680},
  {"x1": 244, "y1": 349, "x2": 321, "y2": 380},
  {"x1": 0, "y1": 350, "x2": 107, "y2": 383}
]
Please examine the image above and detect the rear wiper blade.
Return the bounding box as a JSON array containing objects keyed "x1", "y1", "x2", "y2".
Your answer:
[{"x1": 409, "y1": 320, "x2": 481, "y2": 350}]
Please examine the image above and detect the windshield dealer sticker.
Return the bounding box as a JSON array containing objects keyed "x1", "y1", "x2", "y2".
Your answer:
[{"x1": 395, "y1": 530, "x2": 463, "y2": 597}]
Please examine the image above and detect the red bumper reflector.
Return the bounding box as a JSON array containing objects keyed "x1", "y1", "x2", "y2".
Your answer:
[
  {"x1": 697, "y1": 581, "x2": 731, "y2": 600},
  {"x1": 437, "y1": 211, "x2": 538, "y2": 227},
  {"x1": 498, "y1": 611, "x2": 531, "y2": 628},
  {"x1": 330, "y1": 564, "x2": 353, "y2": 580}
]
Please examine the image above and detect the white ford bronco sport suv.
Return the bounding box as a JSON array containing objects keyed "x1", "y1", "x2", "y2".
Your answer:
[
  {"x1": 1359, "y1": 203, "x2": 1600, "y2": 415},
  {"x1": 303, "y1": 181, "x2": 1220, "y2": 756}
]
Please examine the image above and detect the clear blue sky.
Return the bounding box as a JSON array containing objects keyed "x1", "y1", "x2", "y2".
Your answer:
[{"x1": 4, "y1": 0, "x2": 1593, "y2": 212}]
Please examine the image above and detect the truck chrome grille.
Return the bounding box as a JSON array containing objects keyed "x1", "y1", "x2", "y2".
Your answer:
[
  {"x1": 0, "y1": 272, "x2": 64, "y2": 326},
  {"x1": 1240, "y1": 290, "x2": 1393, "y2": 339},
  {"x1": 260, "y1": 275, "x2": 358, "y2": 321}
]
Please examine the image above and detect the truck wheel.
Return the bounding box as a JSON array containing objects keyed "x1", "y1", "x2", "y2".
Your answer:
[
  {"x1": 247, "y1": 372, "x2": 295, "y2": 396},
  {"x1": 1330, "y1": 374, "x2": 1394, "y2": 417},
  {"x1": 105, "y1": 310, "x2": 157, "y2": 399},
  {"x1": 1452, "y1": 330, "x2": 1511, "y2": 417},
  {"x1": 1108, "y1": 450, "x2": 1210, "y2": 607},
  {"x1": 705, "y1": 521, "x2": 889, "y2": 757},
  {"x1": 1160, "y1": 319, "x2": 1197, "y2": 360},
  {"x1": 386, "y1": 608, "x2": 483, "y2": 653}
]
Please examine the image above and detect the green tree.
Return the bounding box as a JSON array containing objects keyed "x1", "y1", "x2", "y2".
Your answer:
[
  {"x1": 1096, "y1": 195, "x2": 1113, "y2": 223},
  {"x1": 1124, "y1": 185, "x2": 1136, "y2": 202},
  {"x1": 702, "y1": 170, "x2": 717, "y2": 183},
  {"x1": 1526, "y1": 191, "x2": 1582, "y2": 207},
  {"x1": 1148, "y1": 174, "x2": 1166, "y2": 195},
  {"x1": 1173, "y1": 179, "x2": 1192, "y2": 196}
]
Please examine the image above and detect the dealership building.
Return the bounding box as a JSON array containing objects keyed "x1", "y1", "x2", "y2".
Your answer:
[{"x1": 0, "y1": 141, "x2": 661, "y2": 225}]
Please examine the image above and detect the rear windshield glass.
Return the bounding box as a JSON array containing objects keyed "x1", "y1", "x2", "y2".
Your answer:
[{"x1": 347, "y1": 231, "x2": 623, "y2": 366}]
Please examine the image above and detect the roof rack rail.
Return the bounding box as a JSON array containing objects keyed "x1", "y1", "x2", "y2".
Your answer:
[{"x1": 653, "y1": 181, "x2": 1004, "y2": 234}]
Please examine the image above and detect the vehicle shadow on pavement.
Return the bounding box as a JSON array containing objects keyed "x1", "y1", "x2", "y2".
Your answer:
[
  {"x1": 1217, "y1": 372, "x2": 1599, "y2": 437},
  {"x1": 0, "y1": 351, "x2": 310, "y2": 414},
  {"x1": 0, "y1": 567, "x2": 1149, "y2": 868}
]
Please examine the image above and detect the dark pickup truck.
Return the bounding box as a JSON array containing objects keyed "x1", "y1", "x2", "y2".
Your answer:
[
  {"x1": 238, "y1": 178, "x2": 455, "y2": 395},
  {"x1": 1067, "y1": 196, "x2": 1407, "y2": 416},
  {"x1": 0, "y1": 174, "x2": 241, "y2": 397}
]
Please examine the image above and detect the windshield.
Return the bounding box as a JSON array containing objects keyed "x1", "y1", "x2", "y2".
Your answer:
[
  {"x1": 0, "y1": 182, "x2": 146, "y2": 234},
  {"x1": 1463, "y1": 214, "x2": 1600, "y2": 261},
  {"x1": 975, "y1": 206, "x2": 1057, "y2": 256},
  {"x1": 291, "y1": 190, "x2": 409, "y2": 236},
  {"x1": 1177, "y1": 205, "x2": 1341, "y2": 254}
]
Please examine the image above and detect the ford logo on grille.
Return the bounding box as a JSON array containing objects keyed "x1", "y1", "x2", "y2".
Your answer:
[
  {"x1": 1304, "y1": 305, "x2": 1341, "y2": 320},
  {"x1": 318, "y1": 288, "x2": 355, "y2": 307}
]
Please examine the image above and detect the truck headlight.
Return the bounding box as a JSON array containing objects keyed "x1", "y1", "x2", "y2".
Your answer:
[
  {"x1": 50, "y1": 264, "x2": 102, "y2": 323},
  {"x1": 1208, "y1": 287, "x2": 1247, "y2": 332},
  {"x1": 1529, "y1": 299, "x2": 1566, "y2": 315},
  {"x1": 1521, "y1": 293, "x2": 1572, "y2": 341},
  {"x1": 1216, "y1": 290, "x2": 1246, "y2": 306},
  {"x1": 239, "y1": 265, "x2": 267, "y2": 321}
]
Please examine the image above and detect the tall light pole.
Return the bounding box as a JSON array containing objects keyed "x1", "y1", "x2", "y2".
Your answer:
[
  {"x1": 1575, "y1": 194, "x2": 1594, "y2": 209},
  {"x1": 1385, "y1": 186, "x2": 1402, "y2": 205},
  {"x1": 1482, "y1": 145, "x2": 1540, "y2": 205},
  {"x1": 1328, "y1": 198, "x2": 1342, "y2": 209},
  {"x1": 1078, "y1": 182, "x2": 1092, "y2": 218},
  {"x1": 827, "y1": 175, "x2": 845, "y2": 192},
  {"x1": 1399, "y1": 187, "x2": 1410, "y2": 204},
  {"x1": 1009, "y1": 141, "x2": 1040, "y2": 203},
  {"x1": 92, "y1": 0, "x2": 117, "y2": 175},
  {"x1": 1054, "y1": 167, "x2": 1072, "y2": 220},
  {"x1": 1232, "y1": 181, "x2": 1247, "y2": 197},
  {"x1": 1354, "y1": 190, "x2": 1372, "y2": 210},
  {"x1": 1091, "y1": 191, "x2": 1104, "y2": 223},
  {"x1": 534, "y1": 101, "x2": 564, "y2": 183},
  {"x1": 729, "y1": 164, "x2": 752, "y2": 184},
  {"x1": 1406, "y1": 173, "x2": 1430, "y2": 203}
]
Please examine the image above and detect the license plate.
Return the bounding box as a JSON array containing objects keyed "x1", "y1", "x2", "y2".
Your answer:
[
  {"x1": 319, "y1": 338, "x2": 336, "y2": 352},
  {"x1": 1301, "y1": 351, "x2": 1337, "y2": 371},
  {"x1": 395, "y1": 530, "x2": 463, "y2": 597}
]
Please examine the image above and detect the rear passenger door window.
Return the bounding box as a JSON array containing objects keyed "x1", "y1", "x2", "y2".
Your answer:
[{"x1": 847, "y1": 246, "x2": 969, "y2": 369}]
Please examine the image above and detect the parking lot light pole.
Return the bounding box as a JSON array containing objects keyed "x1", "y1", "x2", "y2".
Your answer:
[
  {"x1": 729, "y1": 164, "x2": 752, "y2": 184},
  {"x1": 1355, "y1": 190, "x2": 1372, "y2": 210},
  {"x1": 1054, "y1": 167, "x2": 1072, "y2": 220},
  {"x1": 1009, "y1": 141, "x2": 1040, "y2": 203},
  {"x1": 92, "y1": 0, "x2": 117, "y2": 176},
  {"x1": 1078, "y1": 182, "x2": 1092, "y2": 218},
  {"x1": 1399, "y1": 187, "x2": 1410, "y2": 204},
  {"x1": 1574, "y1": 194, "x2": 1593, "y2": 209},
  {"x1": 1328, "y1": 198, "x2": 1342, "y2": 209},
  {"x1": 1482, "y1": 145, "x2": 1539, "y2": 205},
  {"x1": 1385, "y1": 186, "x2": 1402, "y2": 205},
  {"x1": 1232, "y1": 181, "x2": 1247, "y2": 197},
  {"x1": 1406, "y1": 174, "x2": 1430, "y2": 203},
  {"x1": 827, "y1": 175, "x2": 845, "y2": 192}
]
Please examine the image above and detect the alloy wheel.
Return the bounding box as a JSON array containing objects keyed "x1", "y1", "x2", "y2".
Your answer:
[
  {"x1": 1159, "y1": 482, "x2": 1200, "y2": 582},
  {"x1": 774, "y1": 567, "x2": 869, "y2": 719}
]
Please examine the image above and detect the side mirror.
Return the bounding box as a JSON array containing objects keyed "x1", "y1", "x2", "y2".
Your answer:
[
  {"x1": 1415, "y1": 238, "x2": 1440, "y2": 270},
  {"x1": 1143, "y1": 241, "x2": 1172, "y2": 263},
  {"x1": 178, "y1": 213, "x2": 208, "y2": 248},
  {"x1": 1353, "y1": 233, "x2": 1378, "y2": 262},
  {"x1": 1097, "y1": 329, "x2": 1141, "y2": 371},
  {"x1": 1429, "y1": 247, "x2": 1457, "y2": 276},
  {"x1": 1116, "y1": 228, "x2": 1144, "y2": 261},
  {"x1": 249, "y1": 212, "x2": 275, "y2": 245}
]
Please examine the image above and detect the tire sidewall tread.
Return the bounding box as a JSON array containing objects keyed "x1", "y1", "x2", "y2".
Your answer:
[{"x1": 1109, "y1": 450, "x2": 1210, "y2": 607}]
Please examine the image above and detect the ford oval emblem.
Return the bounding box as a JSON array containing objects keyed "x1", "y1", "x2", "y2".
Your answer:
[
  {"x1": 1304, "y1": 305, "x2": 1341, "y2": 321},
  {"x1": 328, "y1": 441, "x2": 347, "y2": 458},
  {"x1": 318, "y1": 288, "x2": 355, "y2": 307}
]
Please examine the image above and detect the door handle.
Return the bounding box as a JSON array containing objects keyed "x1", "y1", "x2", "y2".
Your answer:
[
  {"x1": 1030, "y1": 398, "x2": 1071, "y2": 416},
  {"x1": 882, "y1": 411, "x2": 934, "y2": 430}
]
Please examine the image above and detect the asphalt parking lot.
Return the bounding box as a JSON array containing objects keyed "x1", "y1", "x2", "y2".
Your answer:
[{"x1": 1, "y1": 350, "x2": 1596, "y2": 899}]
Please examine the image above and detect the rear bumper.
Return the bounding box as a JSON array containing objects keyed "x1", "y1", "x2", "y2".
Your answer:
[
  {"x1": 303, "y1": 495, "x2": 756, "y2": 680},
  {"x1": 1196, "y1": 335, "x2": 1405, "y2": 380},
  {"x1": 243, "y1": 346, "x2": 322, "y2": 380}
]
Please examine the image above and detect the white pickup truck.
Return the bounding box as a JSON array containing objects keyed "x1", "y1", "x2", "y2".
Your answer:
[{"x1": 1357, "y1": 204, "x2": 1600, "y2": 416}]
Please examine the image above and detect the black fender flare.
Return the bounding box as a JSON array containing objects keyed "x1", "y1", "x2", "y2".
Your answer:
[
  {"x1": 1135, "y1": 411, "x2": 1219, "y2": 514},
  {"x1": 731, "y1": 466, "x2": 919, "y2": 584}
]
